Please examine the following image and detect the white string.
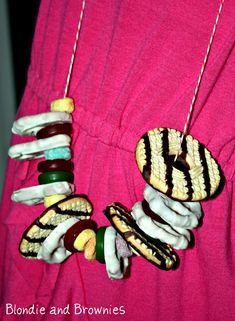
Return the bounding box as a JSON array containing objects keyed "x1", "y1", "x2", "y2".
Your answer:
[
  {"x1": 175, "y1": 0, "x2": 225, "y2": 160},
  {"x1": 64, "y1": 0, "x2": 86, "y2": 97}
]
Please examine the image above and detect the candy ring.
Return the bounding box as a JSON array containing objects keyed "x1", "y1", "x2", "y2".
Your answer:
[
  {"x1": 19, "y1": 195, "x2": 93, "y2": 259},
  {"x1": 36, "y1": 123, "x2": 73, "y2": 139},
  {"x1": 64, "y1": 219, "x2": 96, "y2": 253},
  {"x1": 37, "y1": 217, "x2": 79, "y2": 264},
  {"x1": 11, "y1": 182, "x2": 74, "y2": 205},
  {"x1": 44, "y1": 194, "x2": 67, "y2": 208},
  {"x1": 84, "y1": 236, "x2": 96, "y2": 261},
  {"x1": 44, "y1": 147, "x2": 71, "y2": 160},
  {"x1": 135, "y1": 128, "x2": 221, "y2": 201},
  {"x1": 38, "y1": 159, "x2": 74, "y2": 173},
  {"x1": 95, "y1": 227, "x2": 108, "y2": 264},
  {"x1": 8, "y1": 134, "x2": 71, "y2": 160},
  {"x1": 104, "y1": 226, "x2": 129, "y2": 280},
  {"x1": 50, "y1": 97, "x2": 75, "y2": 113},
  {"x1": 12, "y1": 112, "x2": 72, "y2": 136},
  {"x1": 38, "y1": 171, "x2": 74, "y2": 184},
  {"x1": 104, "y1": 203, "x2": 178, "y2": 271}
]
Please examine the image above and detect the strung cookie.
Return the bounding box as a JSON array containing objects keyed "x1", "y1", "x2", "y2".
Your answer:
[
  {"x1": 104, "y1": 203, "x2": 178, "y2": 271},
  {"x1": 19, "y1": 195, "x2": 93, "y2": 259},
  {"x1": 136, "y1": 128, "x2": 221, "y2": 201}
]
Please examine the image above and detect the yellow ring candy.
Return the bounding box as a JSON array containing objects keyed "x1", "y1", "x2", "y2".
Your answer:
[
  {"x1": 50, "y1": 97, "x2": 75, "y2": 113},
  {"x1": 73, "y1": 229, "x2": 96, "y2": 251},
  {"x1": 44, "y1": 194, "x2": 67, "y2": 208},
  {"x1": 84, "y1": 236, "x2": 96, "y2": 261}
]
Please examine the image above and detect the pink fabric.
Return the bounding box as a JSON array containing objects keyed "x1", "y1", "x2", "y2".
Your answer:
[{"x1": 1, "y1": 0, "x2": 235, "y2": 320}]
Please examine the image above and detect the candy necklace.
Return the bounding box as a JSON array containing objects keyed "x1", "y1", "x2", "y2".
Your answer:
[{"x1": 8, "y1": 0, "x2": 225, "y2": 276}]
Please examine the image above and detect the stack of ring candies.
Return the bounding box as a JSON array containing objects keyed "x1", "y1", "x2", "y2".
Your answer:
[{"x1": 38, "y1": 97, "x2": 75, "y2": 208}]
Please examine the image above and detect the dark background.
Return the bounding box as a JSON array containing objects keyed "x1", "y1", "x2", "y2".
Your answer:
[{"x1": 8, "y1": 0, "x2": 40, "y2": 107}]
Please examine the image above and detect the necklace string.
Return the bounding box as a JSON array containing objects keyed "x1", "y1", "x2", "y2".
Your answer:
[
  {"x1": 64, "y1": 0, "x2": 86, "y2": 98},
  {"x1": 175, "y1": 0, "x2": 225, "y2": 160},
  {"x1": 62, "y1": 0, "x2": 225, "y2": 158}
]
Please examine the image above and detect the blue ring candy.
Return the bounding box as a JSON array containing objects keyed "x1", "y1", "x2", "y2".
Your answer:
[{"x1": 44, "y1": 147, "x2": 71, "y2": 160}]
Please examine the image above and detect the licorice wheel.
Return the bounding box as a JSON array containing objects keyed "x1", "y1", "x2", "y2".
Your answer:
[
  {"x1": 38, "y1": 159, "x2": 74, "y2": 173},
  {"x1": 95, "y1": 227, "x2": 108, "y2": 264},
  {"x1": 38, "y1": 171, "x2": 74, "y2": 184},
  {"x1": 36, "y1": 123, "x2": 73, "y2": 139}
]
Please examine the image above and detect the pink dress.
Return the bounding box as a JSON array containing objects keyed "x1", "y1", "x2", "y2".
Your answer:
[{"x1": 1, "y1": 1, "x2": 235, "y2": 320}]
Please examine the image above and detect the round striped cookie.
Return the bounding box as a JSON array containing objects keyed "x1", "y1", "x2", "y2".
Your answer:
[
  {"x1": 104, "y1": 202, "x2": 178, "y2": 271},
  {"x1": 135, "y1": 128, "x2": 221, "y2": 201},
  {"x1": 19, "y1": 195, "x2": 93, "y2": 259}
]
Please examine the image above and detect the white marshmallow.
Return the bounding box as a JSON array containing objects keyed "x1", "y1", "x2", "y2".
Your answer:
[
  {"x1": 11, "y1": 181, "x2": 74, "y2": 205},
  {"x1": 12, "y1": 112, "x2": 72, "y2": 136},
  {"x1": 37, "y1": 217, "x2": 79, "y2": 264},
  {"x1": 8, "y1": 134, "x2": 71, "y2": 160}
]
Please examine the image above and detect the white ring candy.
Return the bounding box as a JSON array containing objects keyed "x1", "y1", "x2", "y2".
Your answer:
[
  {"x1": 8, "y1": 134, "x2": 71, "y2": 160},
  {"x1": 12, "y1": 112, "x2": 72, "y2": 136},
  {"x1": 37, "y1": 217, "x2": 79, "y2": 264},
  {"x1": 11, "y1": 182, "x2": 75, "y2": 205},
  {"x1": 104, "y1": 226, "x2": 129, "y2": 280}
]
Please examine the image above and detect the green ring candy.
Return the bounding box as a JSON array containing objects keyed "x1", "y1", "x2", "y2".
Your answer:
[
  {"x1": 95, "y1": 226, "x2": 108, "y2": 264},
  {"x1": 38, "y1": 171, "x2": 74, "y2": 184}
]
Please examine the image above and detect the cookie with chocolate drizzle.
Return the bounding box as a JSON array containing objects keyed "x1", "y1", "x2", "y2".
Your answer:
[
  {"x1": 19, "y1": 195, "x2": 93, "y2": 259},
  {"x1": 104, "y1": 203, "x2": 178, "y2": 271},
  {"x1": 136, "y1": 128, "x2": 221, "y2": 201}
]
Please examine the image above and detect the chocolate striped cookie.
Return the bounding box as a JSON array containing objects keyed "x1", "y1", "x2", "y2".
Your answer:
[
  {"x1": 19, "y1": 195, "x2": 93, "y2": 259},
  {"x1": 136, "y1": 128, "x2": 221, "y2": 201},
  {"x1": 104, "y1": 203, "x2": 178, "y2": 271}
]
